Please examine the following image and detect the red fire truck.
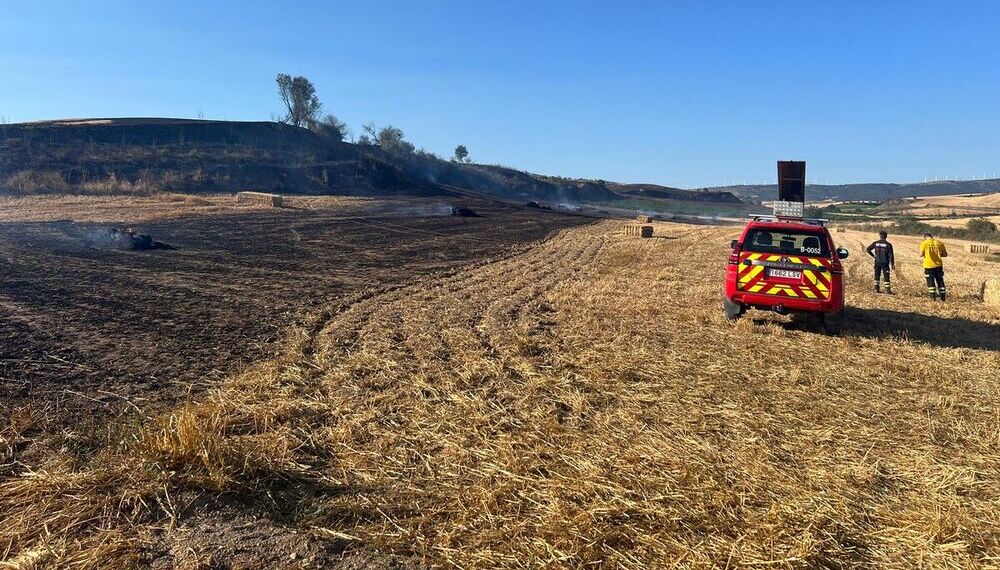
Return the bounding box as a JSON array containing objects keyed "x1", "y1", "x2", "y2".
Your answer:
[{"x1": 723, "y1": 162, "x2": 849, "y2": 332}]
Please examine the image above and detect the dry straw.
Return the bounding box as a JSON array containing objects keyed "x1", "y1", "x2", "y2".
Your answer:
[{"x1": 2, "y1": 222, "x2": 999, "y2": 567}]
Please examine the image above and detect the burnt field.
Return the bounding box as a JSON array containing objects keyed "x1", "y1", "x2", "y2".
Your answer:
[{"x1": 0, "y1": 199, "x2": 590, "y2": 441}]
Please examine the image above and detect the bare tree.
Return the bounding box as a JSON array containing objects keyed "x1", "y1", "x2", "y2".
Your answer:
[
  {"x1": 361, "y1": 122, "x2": 379, "y2": 143},
  {"x1": 276, "y1": 73, "x2": 322, "y2": 128}
]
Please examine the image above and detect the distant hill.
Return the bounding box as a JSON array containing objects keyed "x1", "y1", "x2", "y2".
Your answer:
[
  {"x1": 715, "y1": 180, "x2": 1000, "y2": 203},
  {"x1": 609, "y1": 183, "x2": 743, "y2": 204}
]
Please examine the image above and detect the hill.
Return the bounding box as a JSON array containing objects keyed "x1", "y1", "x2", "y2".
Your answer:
[
  {"x1": 899, "y1": 191, "x2": 1000, "y2": 210},
  {"x1": 0, "y1": 118, "x2": 621, "y2": 203},
  {"x1": 0, "y1": 118, "x2": 655, "y2": 207},
  {"x1": 717, "y1": 179, "x2": 1000, "y2": 203},
  {"x1": 0, "y1": 118, "x2": 749, "y2": 209}
]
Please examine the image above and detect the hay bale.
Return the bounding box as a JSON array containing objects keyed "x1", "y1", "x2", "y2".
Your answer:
[
  {"x1": 982, "y1": 279, "x2": 1000, "y2": 307},
  {"x1": 965, "y1": 243, "x2": 991, "y2": 254},
  {"x1": 623, "y1": 224, "x2": 654, "y2": 238},
  {"x1": 835, "y1": 227, "x2": 846, "y2": 233},
  {"x1": 237, "y1": 191, "x2": 282, "y2": 207},
  {"x1": 636, "y1": 215, "x2": 653, "y2": 223}
]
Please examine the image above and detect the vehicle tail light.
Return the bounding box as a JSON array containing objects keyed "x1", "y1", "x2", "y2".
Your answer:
[
  {"x1": 830, "y1": 259, "x2": 844, "y2": 274},
  {"x1": 728, "y1": 251, "x2": 740, "y2": 265}
]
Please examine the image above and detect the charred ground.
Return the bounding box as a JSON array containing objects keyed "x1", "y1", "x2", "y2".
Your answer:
[{"x1": 0, "y1": 198, "x2": 590, "y2": 450}]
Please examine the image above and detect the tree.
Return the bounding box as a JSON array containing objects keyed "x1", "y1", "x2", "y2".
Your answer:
[
  {"x1": 377, "y1": 125, "x2": 414, "y2": 154},
  {"x1": 453, "y1": 144, "x2": 469, "y2": 163},
  {"x1": 314, "y1": 114, "x2": 347, "y2": 141},
  {"x1": 356, "y1": 122, "x2": 414, "y2": 153},
  {"x1": 276, "y1": 74, "x2": 322, "y2": 128}
]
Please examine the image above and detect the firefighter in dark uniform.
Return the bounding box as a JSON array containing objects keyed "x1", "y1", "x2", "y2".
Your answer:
[{"x1": 865, "y1": 231, "x2": 895, "y2": 294}]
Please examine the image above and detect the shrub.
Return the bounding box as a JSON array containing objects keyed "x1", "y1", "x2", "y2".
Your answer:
[{"x1": 967, "y1": 217, "x2": 998, "y2": 235}]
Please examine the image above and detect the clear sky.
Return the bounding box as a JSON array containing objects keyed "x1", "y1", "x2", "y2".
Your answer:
[{"x1": 2, "y1": 1, "x2": 999, "y2": 187}]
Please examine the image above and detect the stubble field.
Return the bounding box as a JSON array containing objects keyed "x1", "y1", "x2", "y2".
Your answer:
[{"x1": 2, "y1": 210, "x2": 999, "y2": 568}]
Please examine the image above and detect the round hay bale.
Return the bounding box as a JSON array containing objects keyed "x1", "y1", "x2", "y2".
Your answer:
[{"x1": 982, "y1": 278, "x2": 1000, "y2": 307}]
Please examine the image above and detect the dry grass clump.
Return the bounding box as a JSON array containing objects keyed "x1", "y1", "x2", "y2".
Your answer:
[
  {"x1": 0, "y1": 170, "x2": 72, "y2": 195},
  {"x1": 158, "y1": 192, "x2": 213, "y2": 206},
  {"x1": 0, "y1": 170, "x2": 163, "y2": 196},
  {"x1": 0, "y1": 463, "x2": 152, "y2": 568},
  {"x1": 78, "y1": 172, "x2": 158, "y2": 196},
  {"x1": 0, "y1": 169, "x2": 218, "y2": 198},
  {"x1": 3, "y1": 222, "x2": 1000, "y2": 567}
]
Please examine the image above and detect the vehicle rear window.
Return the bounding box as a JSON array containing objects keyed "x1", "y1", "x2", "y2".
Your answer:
[{"x1": 742, "y1": 228, "x2": 830, "y2": 257}]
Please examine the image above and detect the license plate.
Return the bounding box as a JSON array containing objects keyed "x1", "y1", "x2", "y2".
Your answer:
[{"x1": 768, "y1": 268, "x2": 801, "y2": 280}]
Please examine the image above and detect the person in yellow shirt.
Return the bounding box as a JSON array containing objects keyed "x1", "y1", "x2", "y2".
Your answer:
[{"x1": 919, "y1": 233, "x2": 948, "y2": 301}]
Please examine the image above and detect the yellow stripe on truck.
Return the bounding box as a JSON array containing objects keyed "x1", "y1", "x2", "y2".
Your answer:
[
  {"x1": 766, "y1": 285, "x2": 799, "y2": 297},
  {"x1": 739, "y1": 264, "x2": 764, "y2": 283}
]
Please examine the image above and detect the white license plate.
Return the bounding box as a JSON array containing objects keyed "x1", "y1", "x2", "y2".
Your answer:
[{"x1": 768, "y1": 268, "x2": 801, "y2": 280}]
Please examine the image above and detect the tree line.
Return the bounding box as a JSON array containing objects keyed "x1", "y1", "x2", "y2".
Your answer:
[{"x1": 275, "y1": 73, "x2": 471, "y2": 163}]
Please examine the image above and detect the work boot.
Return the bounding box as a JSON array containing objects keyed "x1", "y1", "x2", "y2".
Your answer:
[
  {"x1": 884, "y1": 286, "x2": 893, "y2": 295},
  {"x1": 940, "y1": 291, "x2": 946, "y2": 302},
  {"x1": 874, "y1": 284, "x2": 881, "y2": 293}
]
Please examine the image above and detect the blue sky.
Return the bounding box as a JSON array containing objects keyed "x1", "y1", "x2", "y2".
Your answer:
[{"x1": 2, "y1": 1, "x2": 999, "y2": 187}]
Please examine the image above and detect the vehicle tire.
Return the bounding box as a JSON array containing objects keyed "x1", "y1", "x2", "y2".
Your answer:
[
  {"x1": 822, "y1": 310, "x2": 844, "y2": 334},
  {"x1": 723, "y1": 297, "x2": 744, "y2": 321}
]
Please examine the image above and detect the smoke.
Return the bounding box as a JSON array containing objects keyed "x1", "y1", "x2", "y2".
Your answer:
[{"x1": 83, "y1": 227, "x2": 134, "y2": 250}]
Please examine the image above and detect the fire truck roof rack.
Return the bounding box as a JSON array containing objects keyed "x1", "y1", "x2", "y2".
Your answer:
[{"x1": 749, "y1": 214, "x2": 828, "y2": 227}]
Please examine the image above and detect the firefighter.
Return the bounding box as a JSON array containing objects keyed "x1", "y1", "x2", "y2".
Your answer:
[
  {"x1": 919, "y1": 232, "x2": 948, "y2": 301},
  {"x1": 865, "y1": 230, "x2": 895, "y2": 294}
]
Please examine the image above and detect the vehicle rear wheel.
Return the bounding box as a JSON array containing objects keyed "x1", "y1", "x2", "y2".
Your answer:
[
  {"x1": 723, "y1": 297, "x2": 744, "y2": 320},
  {"x1": 822, "y1": 310, "x2": 845, "y2": 334}
]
